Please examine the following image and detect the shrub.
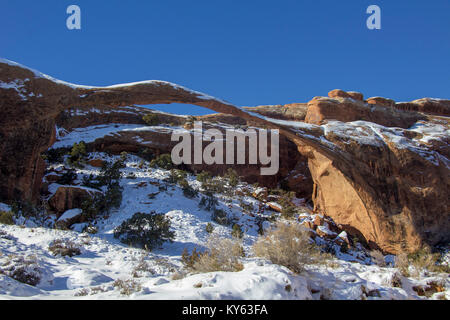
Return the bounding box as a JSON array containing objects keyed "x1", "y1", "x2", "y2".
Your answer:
[
  {"x1": 81, "y1": 174, "x2": 96, "y2": 188},
  {"x1": 205, "y1": 223, "x2": 214, "y2": 234},
  {"x1": 113, "y1": 212, "x2": 175, "y2": 250},
  {"x1": 199, "y1": 195, "x2": 218, "y2": 212},
  {"x1": 98, "y1": 160, "x2": 123, "y2": 187},
  {"x1": 0, "y1": 211, "x2": 14, "y2": 225},
  {"x1": 0, "y1": 255, "x2": 41, "y2": 286},
  {"x1": 48, "y1": 239, "x2": 82, "y2": 257},
  {"x1": 104, "y1": 182, "x2": 123, "y2": 211},
  {"x1": 200, "y1": 177, "x2": 227, "y2": 195},
  {"x1": 253, "y1": 221, "x2": 323, "y2": 273},
  {"x1": 196, "y1": 171, "x2": 211, "y2": 183},
  {"x1": 212, "y1": 208, "x2": 229, "y2": 226},
  {"x1": 231, "y1": 224, "x2": 243, "y2": 239},
  {"x1": 168, "y1": 169, "x2": 187, "y2": 184},
  {"x1": 182, "y1": 236, "x2": 244, "y2": 273},
  {"x1": 80, "y1": 160, "x2": 124, "y2": 219},
  {"x1": 113, "y1": 279, "x2": 142, "y2": 295},
  {"x1": 182, "y1": 183, "x2": 198, "y2": 199},
  {"x1": 395, "y1": 246, "x2": 446, "y2": 277},
  {"x1": 224, "y1": 168, "x2": 239, "y2": 187},
  {"x1": 181, "y1": 247, "x2": 202, "y2": 270},
  {"x1": 42, "y1": 147, "x2": 69, "y2": 164},
  {"x1": 80, "y1": 193, "x2": 105, "y2": 220},
  {"x1": 177, "y1": 178, "x2": 198, "y2": 199},
  {"x1": 57, "y1": 169, "x2": 77, "y2": 185},
  {"x1": 138, "y1": 148, "x2": 154, "y2": 161},
  {"x1": 150, "y1": 154, "x2": 173, "y2": 170},
  {"x1": 68, "y1": 141, "x2": 87, "y2": 167},
  {"x1": 276, "y1": 190, "x2": 297, "y2": 218},
  {"x1": 143, "y1": 113, "x2": 160, "y2": 126},
  {"x1": 10, "y1": 200, "x2": 40, "y2": 219}
]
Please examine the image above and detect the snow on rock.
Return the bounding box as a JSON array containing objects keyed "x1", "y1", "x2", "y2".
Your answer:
[
  {"x1": 57, "y1": 209, "x2": 82, "y2": 223},
  {"x1": 0, "y1": 203, "x2": 11, "y2": 212}
]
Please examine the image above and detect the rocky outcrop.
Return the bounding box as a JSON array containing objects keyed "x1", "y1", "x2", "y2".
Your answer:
[
  {"x1": 304, "y1": 90, "x2": 424, "y2": 128},
  {"x1": 48, "y1": 186, "x2": 103, "y2": 214},
  {"x1": 243, "y1": 103, "x2": 308, "y2": 121},
  {"x1": 395, "y1": 98, "x2": 450, "y2": 116},
  {"x1": 1, "y1": 59, "x2": 449, "y2": 254}
]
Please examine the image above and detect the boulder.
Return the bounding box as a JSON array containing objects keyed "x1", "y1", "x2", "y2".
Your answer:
[
  {"x1": 55, "y1": 208, "x2": 83, "y2": 229},
  {"x1": 48, "y1": 186, "x2": 103, "y2": 214},
  {"x1": 305, "y1": 95, "x2": 423, "y2": 128},
  {"x1": 366, "y1": 97, "x2": 395, "y2": 107},
  {"x1": 88, "y1": 159, "x2": 105, "y2": 168}
]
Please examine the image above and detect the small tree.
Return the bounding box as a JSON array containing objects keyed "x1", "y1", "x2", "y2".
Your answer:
[
  {"x1": 224, "y1": 168, "x2": 239, "y2": 187},
  {"x1": 143, "y1": 113, "x2": 160, "y2": 126},
  {"x1": 150, "y1": 154, "x2": 173, "y2": 170},
  {"x1": 68, "y1": 141, "x2": 87, "y2": 167},
  {"x1": 114, "y1": 212, "x2": 175, "y2": 250},
  {"x1": 196, "y1": 171, "x2": 211, "y2": 184},
  {"x1": 205, "y1": 223, "x2": 214, "y2": 234}
]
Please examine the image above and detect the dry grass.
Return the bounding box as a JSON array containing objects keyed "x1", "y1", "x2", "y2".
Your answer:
[
  {"x1": 113, "y1": 279, "x2": 142, "y2": 295},
  {"x1": 182, "y1": 235, "x2": 245, "y2": 273},
  {"x1": 395, "y1": 246, "x2": 448, "y2": 278},
  {"x1": 48, "y1": 239, "x2": 81, "y2": 257},
  {"x1": 252, "y1": 221, "x2": 327, "y2": 274}
]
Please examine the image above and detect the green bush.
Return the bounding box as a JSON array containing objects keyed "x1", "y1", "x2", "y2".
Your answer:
[
  {"x1": 205, "y1": 223, "x2": 214, "y2": 234},
  {"x1": 0, "y1": 211, "x2": 14, "y2": 225},
  {"x1": 114, "y1": 212, "x2": 175, "y2": 250},
  {"x1": 168, "y1": 169, "x2": 187, "y2": 184},
  {"x1": 42, "y1": 147, "x2": 69, "y2": 164},
  {"x1": 270, "y1": 189, "x2": 297, "y2": 218},
  {"x1": 81, "y1": 174, "x2": 101, "y2": 189},
  {"x1": 196, "y1": 171, "x2": 211, "y2": 184},
  {"x1": 10, "y1": 201, "x2": 39, "y2": 219},
  {"x1": 143, "y1": 113, "x2": 160, "y2": 126},
  {"x1": 80, "y1": 159, "x2": 123, "y2": 220},
  {"x1": 181, "y1": 181, "x2": 198, "y2": 199},
  {"x1": 200, "y1": 177, "x2": 227, "y2": 195},
  {"x1": 68, "y1": 141, "x2": 87, "y2": 167},
  {"x1": 98, "y1": 160, "x2": 123, "y2": 187},
  {"x1": 224, "y1": 168, "x2": 239, "y2": 187},
  {"x1": 199, "y1": 195, "x2": 218, "y2": 212},
  {"x1": 57, "y1": 169, "x2": 77, "y2": 185},
  {"x1": 150, "y1": 154, "x2": 173, "y2": 170},
  {"x1": 212, "y1": 208, "x2": 229, "y2": 226},
  {"x1": 138, "y1": 148, "x2": 154, "y2": 161}
]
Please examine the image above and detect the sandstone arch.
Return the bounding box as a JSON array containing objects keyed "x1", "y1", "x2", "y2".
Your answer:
[{"x1": 1, "y1": 59, "x2": 448, "y2": 254}]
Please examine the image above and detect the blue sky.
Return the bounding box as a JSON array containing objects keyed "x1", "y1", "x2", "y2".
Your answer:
[{"x1": 1, "y1": 0, "x2": 449, "y2": 115}]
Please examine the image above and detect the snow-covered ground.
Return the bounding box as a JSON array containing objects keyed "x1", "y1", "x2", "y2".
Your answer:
[{"x1": 1, "y1": 151, "x2": 448, "y2": 300}]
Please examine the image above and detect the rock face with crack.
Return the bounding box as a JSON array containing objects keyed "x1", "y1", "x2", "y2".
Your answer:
[{"x1": 1, "y1": 59, "x2": 449, "y2": 254}]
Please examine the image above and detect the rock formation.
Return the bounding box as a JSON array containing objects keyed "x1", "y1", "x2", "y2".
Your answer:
[{"x1": 1, "y1": 59, "x2": 449, "y2": 254}]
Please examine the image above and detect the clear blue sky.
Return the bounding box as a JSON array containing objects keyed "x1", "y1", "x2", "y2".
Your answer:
[{"x1": 1, "y1": 0, "x2": 449, "y2": 115}]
